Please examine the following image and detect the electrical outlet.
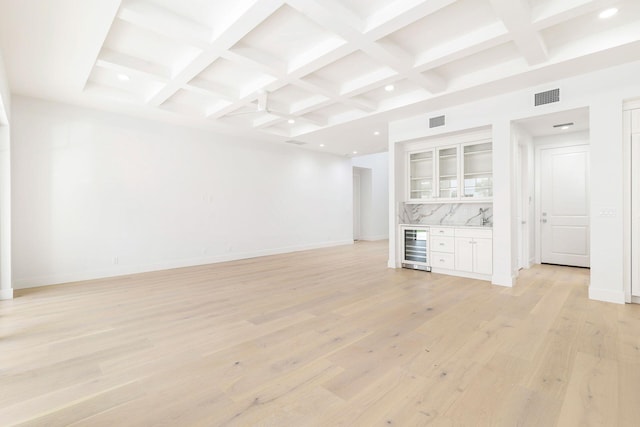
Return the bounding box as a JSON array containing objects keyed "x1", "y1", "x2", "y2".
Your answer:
[
  {"x1": 599, "y1": 208, "x2": 616, "y2": 217},
  {"x1": 113, "y1": 256, "x2": 119, "y2": 265}
]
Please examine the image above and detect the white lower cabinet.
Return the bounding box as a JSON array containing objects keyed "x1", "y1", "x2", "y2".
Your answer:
[
  {"x1": 454, "y1": 228, "x2": 493, "y2": 276},
  {"x1": 426, "y1": 226, "x2": 492, "y2": 279},
  {"x1": 430, "y1": 227, "x2": 455, "y2": 270}
]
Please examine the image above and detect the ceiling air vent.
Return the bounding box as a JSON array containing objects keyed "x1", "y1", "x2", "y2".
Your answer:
[
  {"x1": 284, "y1": 140, "x2": 306, "y2": 146},
  {"x1": 429, "y1": 115, "x2": 445, "y2": 128},
  {"x1": 534, "y1": 88, "x2": 560, "y2": 106}
]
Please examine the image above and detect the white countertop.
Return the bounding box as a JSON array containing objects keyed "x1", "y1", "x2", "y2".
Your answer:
[{"x1": 399, "y1": 223, "x2": 493, "y2": 229}]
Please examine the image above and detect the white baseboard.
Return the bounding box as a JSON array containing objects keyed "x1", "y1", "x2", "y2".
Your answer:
[
  {"x1": 431, "y1": 268, "x2": 492, "y2": 282},
  {"x1": 588, "y1": 287, "x2": 625, "y2": 304},
  {"x1": 13, "y1": 239, "x2": 354, "y2": 290},
  {"x1": 358, "y1": 235, "x2": 388, "y2": 241},
  {"x1": 0, "y1": 288, "x2": 13, "y2": 300}
]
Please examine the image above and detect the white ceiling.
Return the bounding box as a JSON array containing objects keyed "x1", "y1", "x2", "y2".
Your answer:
[{"x1": 0, "y1": 0, "x2": 639, "y2": 156}]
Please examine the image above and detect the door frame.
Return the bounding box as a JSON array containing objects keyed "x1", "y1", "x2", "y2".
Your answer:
[
  {"x1": 623, "y1": 100, "x2": 640, "y2": 303},
  {"x1": 353, "y1": 171, "x2": 361, "y2": 241},
  {"x1": 534, "y1": 140, "x2": 590, "y2": 265}
]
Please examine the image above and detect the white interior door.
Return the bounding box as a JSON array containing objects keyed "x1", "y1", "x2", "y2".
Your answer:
[
  {"x1": 632, "y1": 133, "x2": 640, "y2": 297},
  {"x1": 540, "y1": 145, "x2": 590, "y2": 267}
]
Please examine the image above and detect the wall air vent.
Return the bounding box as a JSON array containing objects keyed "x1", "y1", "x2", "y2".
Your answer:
[
  {"x1": 534, "y1": 88, "x2": 560, "y2": 106},
  {"x1": 284, "y1": 140, "x2": 306, "y2": 145},
  {"x1": 429, "y1": 115, "x2": 445, "y2": 128}
]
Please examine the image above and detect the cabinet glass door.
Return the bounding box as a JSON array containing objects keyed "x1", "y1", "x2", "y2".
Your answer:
[
  {"x1": 463, "y1": 142, "x2": 492, "y2": 198},
  {"x1": 409, "y1": 151, "x2": 434, "y2": 200},
  {"x1": 438, "y1": 147, "x2": 458, "y2": 199}
]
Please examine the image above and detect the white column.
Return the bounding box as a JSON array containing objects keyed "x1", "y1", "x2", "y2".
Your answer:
[
  {"x1": 589, "y1": 97, "x2": 625, "y2": 303},
  {"x1": 491, "y1": 119, "x2": 516, "y2": 286},
  {"x1": 387, "y1": 138, "x2": 398, "y2": 268},
  {"x1": 0, "y1": 125, "x2": 12, "y2": 300}
]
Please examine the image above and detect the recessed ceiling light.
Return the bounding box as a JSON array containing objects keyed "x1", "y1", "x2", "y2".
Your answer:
[
  {"x1": 117, "y1": 73, "x2": 130, "y2": 81},
  {"x1": 374, "y1": 131, "x2": 380, "y2": 136},
  {"x1": 352, "y1": 151, "x2": 358, "y2": 154},
  {"x1": 384, "y1": 84, "x2": 395, "y2": 92},
  {"x1": 599, "y1": 8, "x2": 618, "y2": 19},
  {"x1": 287, "y1": 118, "x2": 295, "y2": 124},
  {"x1": 319, "y1": 144, "x2": 325, "y2": 147}
]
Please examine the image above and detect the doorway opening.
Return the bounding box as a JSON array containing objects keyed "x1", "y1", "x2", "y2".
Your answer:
[
  {"x1": 512, "y1": 107, "x2": 591, "y2": 269},
  {"x1": 353, "y1": 167, "x2": 372, "y2": 242}
]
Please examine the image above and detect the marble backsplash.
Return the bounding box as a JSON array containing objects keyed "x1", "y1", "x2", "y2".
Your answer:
[{"x1": 399, "y1": 203, "x2": 493, "y2": 227}]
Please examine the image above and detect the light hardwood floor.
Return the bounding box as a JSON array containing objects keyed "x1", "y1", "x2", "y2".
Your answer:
[{"x1": 1, "y1": 241, "x2": 639, "y2": 426}]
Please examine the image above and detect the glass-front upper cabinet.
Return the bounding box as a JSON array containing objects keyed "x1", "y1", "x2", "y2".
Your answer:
[
  {"x1": 438, "y1": 146, "x2": 458, "y2": 199},
  {"x1": 408, "y1": 150, "x2": 435, "y2": 200},
  {"x1": 462, "y1": 141, "x2": 492, "y2": 199}
]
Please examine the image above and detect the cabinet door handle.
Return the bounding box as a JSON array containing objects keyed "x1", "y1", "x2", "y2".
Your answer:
[{"x1": 439, "y1": 243, "x2": 445, "y2": 246}]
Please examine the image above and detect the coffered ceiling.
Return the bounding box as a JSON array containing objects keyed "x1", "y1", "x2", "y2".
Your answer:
[{"x1": 1, "y1": 0, "x2": 639, "y2": 155}]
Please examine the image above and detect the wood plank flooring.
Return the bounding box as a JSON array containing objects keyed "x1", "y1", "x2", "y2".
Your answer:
[{"x1": 1, "y1": 241, "x2": 639, "y2": 426}]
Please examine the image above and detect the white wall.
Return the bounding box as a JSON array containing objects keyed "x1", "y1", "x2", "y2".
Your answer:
[
  {"x1": 0, "y1": 47, "x2": 9, "y2": 124},
  {"x1": 0, "y1": 47, "x2": 11, "y2": 299},
  {"x1": 352, "y1": 152, "x2": 389, "y2": 240},
  {"x1": 11, "y1": 96, "x2": 353, "y2": 288},
  {"x1": 389, "y1": 60, "x2": 640, "y2": 301}
]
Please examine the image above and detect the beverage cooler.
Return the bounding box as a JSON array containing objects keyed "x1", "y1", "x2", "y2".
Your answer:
[{"x1": 401, "y1": 226, "x2": 431, "y2": 272}]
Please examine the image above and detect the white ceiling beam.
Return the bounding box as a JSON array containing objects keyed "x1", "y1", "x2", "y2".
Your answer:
[
  {"x1": 365, "y1": 0, "x2": 457, "y2": 39},
  {"x1": 97, "y1": 48, "x2": 171, "y2": 79},
  {"x1": 290, "y1": 95, "x2": 332, "y2": 115},
  {"x1": 288, "y1": 38, "x2": 348, "y2": 74},
  {"x1": 117, "y1": 1, "x2": 211, "y2": 48},
  {"x1": 340, "y1": 69, "x2": 398, "y2": 95},
  {"x1": 339, "y1": 96, "x2": 377, "y2": 113},
  {"x1": 229, "y1": 46, "x2": 288, "y2": 76},
  {"x1": 532, "y1": 0, "x2": 617, "y2": 31},
  {"x1": 287, "y1": 0, "x2": 362, "y2": 38},
  {"x1": 288, "y1": 44, "x2": 357, "y2": 78},
  {"x1": 184, "y1": 79, "x2": 237, "y2": 102},
  {"x1": 252, "y1": 112, "x2": 329, "y2": 130},
  {"x1": 490, "y1": 0, "x2": 548, "y2": 65},
  {"x1": 252, "y1": 114, "x2": 285, "y2": 129},
  {"x1": 370, "y1": 39, "x2": 447, "y2": 93},
  {"x1": 297, "y1": 113, "x2": 328, "y2": 127},
  {"x1": 207, "y1": 102, "x2": 255, "y2": 120},
  {"x1": 293, "y1": 78, "x2": 375, "y2": 113},
  {"x1": 147, "y1": 0, "x2": 284, "y2": 107},
  {"x1": 299, "y1": 75, "x2": 340, "y2": 95},
  {"x1": 408, "y1": 71, "x2": 447, "y2": 93},
  {"x1": 414, "y1": 23, "x2": 510, "y2": 71},
  {"x1": 289, "y1": 0, "x2": 447, "y2": 94}
]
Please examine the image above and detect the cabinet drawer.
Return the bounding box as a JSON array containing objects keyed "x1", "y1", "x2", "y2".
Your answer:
[
  {"x1": 431, "y1": 236, "x2": 454, "y2": 253},
  {"x1": 455, "y1": 228, "x2": 492, "y2": 239},
  {"x1": 430, "y1": 227, "x2": 454, "y2": 237},
  {"x1": 431, "y1": 252, "x2": 454, "y2": 269}
]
